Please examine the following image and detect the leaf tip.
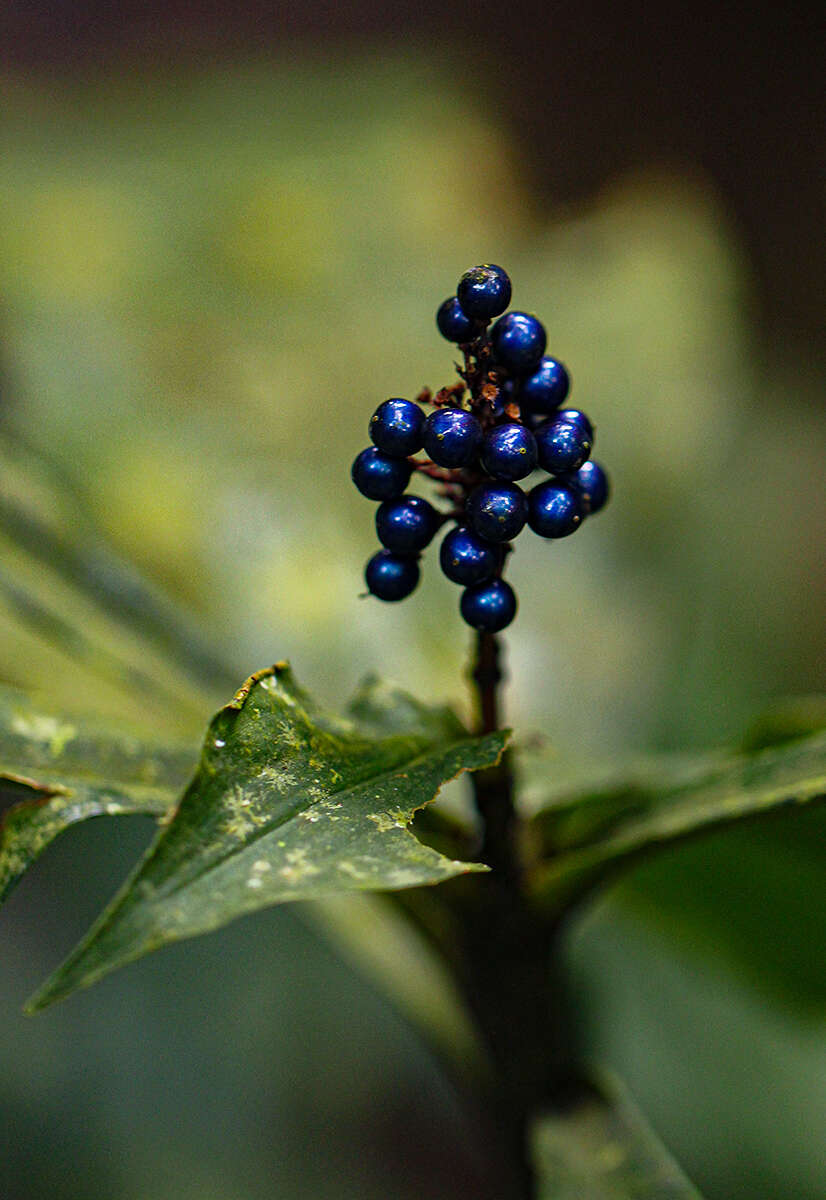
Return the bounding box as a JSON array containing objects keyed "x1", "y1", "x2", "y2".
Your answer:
[
  {"x1": 23, "y1": 952, "x2": 103, "y2": 1013},
  {"x1": 23, "y1": 978, "x2": 71, "y2": 1015}
]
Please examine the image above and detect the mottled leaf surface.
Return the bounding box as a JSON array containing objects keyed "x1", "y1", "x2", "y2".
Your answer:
[
  {"x1": 534, "y1": 1080, "x2": 702, "y2": 1199},
  {"x1": 530, "y1": 730, "x2": 826, "y2": 908},
  {"x1": 0, "y1": 686, "x2": 196, "y2": 903},
  {"x1": 28, "y1": 665, "x2": 503, "y2": 1010}
]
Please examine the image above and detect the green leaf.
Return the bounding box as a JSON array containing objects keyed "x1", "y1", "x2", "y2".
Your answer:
[
  {"x1": 27, "y1": 664, "x2": 504, "y2": 1011},
  {"x1": 0, "y1": 426, "x2": 236, "y2": 732},
  {"x1": 529, "y1": 729, "x2": 826, "y2": 909},
  {"x1": 0, "y1": 685, "x2": 196, "y2": 904},
  {"x1": 738, "y1": 694, "x2": 826, "y2": 753},
  {"x1": 533, "y1": 1078, "x2": 702, "y2": 1199}
]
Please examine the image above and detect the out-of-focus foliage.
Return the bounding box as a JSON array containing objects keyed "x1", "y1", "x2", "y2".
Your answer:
[
  {"x1": 533, "y1": 1077, "x2": 702, "y2": 1198},
  {"x1": 0, "y1": 53, "x2": 824, "y2": 1200},
  {"x1": 0, "y1": 682, "x2": 194, "y2": 903},
  {"x1": 0, "y1": 425, "x2": 237, "y2": 732},
  {"x1": 527, "y1": 729, "x2": 826, "y2": 906}
]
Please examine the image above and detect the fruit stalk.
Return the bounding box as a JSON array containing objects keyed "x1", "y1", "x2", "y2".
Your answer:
[
  {"x1": 462, "y1": 630, "x2": 556, "y2": 1199},
  {"x1": 469, "y1": 630, "x2": 520, "y2": 884}
]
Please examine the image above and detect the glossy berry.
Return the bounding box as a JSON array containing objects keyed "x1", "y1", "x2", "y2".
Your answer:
[
  {"x1": 520, "y1": 357, "x2": 570, "y2": 414},
  {"x1": 369, "y1": 398, "x2": 425, "y2": 457},
  {"x1": 466, "y1": 482, "x2": 527, "y2": 543},
  {"x1": 490, "y1": 312, "x2": 547, "y2": 376},
  {"x1": 354, "y1": 264, "x2": 611, "y2": 628},
  {"x1": 460, "y1": 578, "x2": 517, "y2": 632},
  {"x1": 571, "y1": 460, "x2": 610, "y2": 515},
  {"x1": 481, "y1": 422, "x2": 538, "y2": 481},
  {"x1": 376, "y1": 495, "x2": 440, "y2": 554},
  {"x1": 556, "y1": 409, "x2": 594, "y2": 441},
  {"x1": 351, "y1": 447, "x2": 412, "y2": 501},
  {"x1": 436, "y1": 296, "x2": 478, "y2": 344},
  {"x1": 535, "y1": 418, "x2": 592, "y2": 475},
  {"x1": 527, "y1": 479, "x2": 583, "y2": 538},
  {"x1": 423, "y1": 407, "x2": 483, "y2": 468},
  {"x1": 457, "y1": 264, "x2": 512, "y2": 320},
  {"x1": 439, "y1": 525, "x2": 501, "y2": 586},
  {"x1": 365, "y1": 550, "x2": 420, "y2": 601}
]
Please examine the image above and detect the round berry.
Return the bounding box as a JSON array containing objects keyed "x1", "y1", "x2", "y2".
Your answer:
[
  {"x1": 351, "y1": 447, "x2": 412, "y2": 501},
  {"x1": 376, "y1": 495, "x2": 440, "y2": 554},
  {"x1": 369, "y1": 398, "x2": 425, "y2": 457},
  {"x1": 436, "y1": 296, "x2": 478, "y2": 343},
  {"x1": 571, "y1": 460, "x2": 610, "y2": 515},
  {"x1": 520, "y1": 357, "x2": 570, "y2": 414},
  {"x1": 439, "y1": 525, "x2": 501, "y2": 586},
  {"x1": 466, "y1": 482, "x2": 527, "y2": 543},
  {"x1": 365, "y1": 550, "x2": 420, "y2": 601},
  {"x1": 527, "y1": 479, "x2": 583, "y2": 538},
  {"x1": 480, "y1": 422, "x2": 538, "y2": 481},
  {"x1": 460, "y1": 578, "x2": 517, "y2": 632},
  {"x1": 423, "y1": 407, "x2": 483, "y2": 468},
  {"x1": 556, "y1": 408, "x2": 594, "y2": 440},
  {"x1": 456, "y1": 264, "x2": 512, "y2": 321},
  {"x1": 535, "y1": 418, "x2": 592, "y2": 475},
  {"x1": 490, "y1": 312, "x2": 547, "y2": 376}
]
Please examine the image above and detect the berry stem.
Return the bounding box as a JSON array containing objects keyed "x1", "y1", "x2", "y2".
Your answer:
[
  {"x1": 469, "y1": 631, "x2": 521, "y2": 884},
  {"x1": 460, "y1": 631, "x2": 551, "y2": 1199}
]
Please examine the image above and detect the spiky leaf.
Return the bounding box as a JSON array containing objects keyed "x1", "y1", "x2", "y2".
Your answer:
[{"x1": 27, "y1": 665, "x2": 503, "y2": 1010}]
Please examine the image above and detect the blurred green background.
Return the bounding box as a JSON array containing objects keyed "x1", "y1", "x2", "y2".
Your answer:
[{"x1": 1, "y1": 35, "x2": 824, "y2": 1200}]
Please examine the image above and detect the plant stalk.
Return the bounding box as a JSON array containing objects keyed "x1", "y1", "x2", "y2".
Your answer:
[
  {"x1": 469, "y1": 631, "x2": 519, "y2": 882},
  {"x1": 461, "y1": 631, "x2": 577, "y2": 1199},
  {"x1": 465, "y1": 632, "x2": 533, "y2": 1197}
]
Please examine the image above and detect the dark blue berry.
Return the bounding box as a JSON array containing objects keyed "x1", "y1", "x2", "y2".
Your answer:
[
  {"x1": 460, "y1": 578, "x2": 517, "y2": 632},
  {"x1": 456, "y1": 264, "x2": 512, "y2": 321},
  {"x1": 571, "y1": 460, "x2": 610, "y2": 514},
  {"x1": 527, "y1": 479, "x2": 583, "y2": 538},
  {"x1": 556, "y1": 408, "x2": 594, "y2": 440},
  {"x1": 376, "y1": 495, "x2": 440, "y2": 554},
  {"x1": 436, "y1": 296, "x2": 479, "y2": 343},
  {"x1": 369, "y1": 398, "x2": 425, "y2": 457},
  {"x1": 439, "y1": 525, "x2": 501, "y2": 586},
  {"x1": 520, "y1": 357, "x2": 570, "y2": 414},
  {"x1": 466, "y1": 482, "x2": 527, "y2": 543},
  {"x1": 351, "y1": 447, "x2": 412, "y2": 501},
  {"x1": 535, "y1": 418, "x2": 592, "y2": 475},
  {"x1": 481, "y1": 422, "x2": 538, "y2": 481},
  {"x1": 423, "y1": 407, "x2": 483, "y2": 468},
  {"x1": 365, "y1": 550, "x2": 420, "y2": 601},
  {"x1": 490, "y1": 312, "x2": 547, "y2": 376}
]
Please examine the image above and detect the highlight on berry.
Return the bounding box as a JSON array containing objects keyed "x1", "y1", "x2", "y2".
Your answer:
[{"x1": 351, "y1": 264, "x2": 611, "y2": 631}]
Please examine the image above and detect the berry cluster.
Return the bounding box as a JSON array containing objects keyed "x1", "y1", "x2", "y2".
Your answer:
[{"x1": 351, "y1": 265, "x2": 610, "y2": 632}]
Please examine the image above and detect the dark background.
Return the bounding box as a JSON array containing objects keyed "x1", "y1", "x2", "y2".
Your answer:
[{"x1": 3, "y1": 0, "x2": 823, "y2": 361}]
